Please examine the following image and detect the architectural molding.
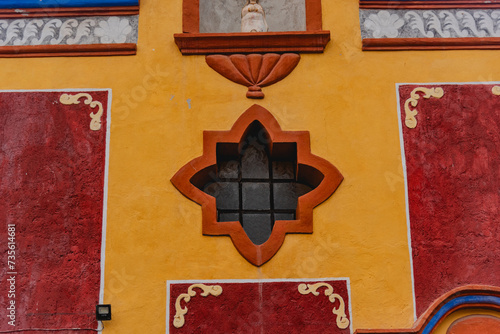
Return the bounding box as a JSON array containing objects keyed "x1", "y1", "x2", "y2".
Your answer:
[
  {"x1": 174, "y1": 31, "x2": 331, "y2": 55},
  {"x1": 205, "y1": 53, "x2": 301, "y2": 99},
  {"x1": 0, "y1": 0, "x2": 139, "y2": 57},
  {"x1": 359, "y1": 7, "x2": 500, "y2": 50},
  {"x1": 175, "y1": 0, "x2": 330, "y2": 55}
]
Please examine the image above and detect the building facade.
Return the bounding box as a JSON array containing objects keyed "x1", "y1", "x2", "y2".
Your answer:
[{"x1": 0, "y1": 0, "x2": 499, "y2": 333}]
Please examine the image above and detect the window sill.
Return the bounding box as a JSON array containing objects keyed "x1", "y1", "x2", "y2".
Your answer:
[{"x1": 174, "y1": 31, "x2": 331, "y2": 55}]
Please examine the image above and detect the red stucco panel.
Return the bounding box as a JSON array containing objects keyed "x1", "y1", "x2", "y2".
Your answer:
[
  {"x1": 398, "y1": 84, "x2": 500, "y2": 316},
  {"x1": 168, "y1": 279, "x2": 351, "y2": 333},
  {"x1": 0, "y1": 90, "x2": 108, "y2": 330}
]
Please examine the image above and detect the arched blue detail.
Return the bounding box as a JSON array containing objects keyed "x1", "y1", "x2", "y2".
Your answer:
[
  {"x1": 422, "y1": 295, "x2": 500, "y2": 334},
  {"x1": 0, "y1": 0, "x2": 138, "y2": 9}
]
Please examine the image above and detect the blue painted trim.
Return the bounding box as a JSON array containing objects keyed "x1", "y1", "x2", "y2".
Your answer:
[
  {"x1": 0, "y1": 0, "x2": 138, "y2": 9},
  {"x1": 422, "y1": 295, "x2": 500, "y2": 334}
]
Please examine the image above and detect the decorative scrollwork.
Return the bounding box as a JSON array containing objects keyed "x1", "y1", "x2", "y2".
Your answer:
[
  {"x1": 60, "y1": 93, "x2": 104, "y2": 131},
  {"x1": 298, "y1": 282, "x2": 350, "y2": 329},
  {"x1": 404, "y1": 87, "x2": 444, "y2": 129},
  {"x1": 173, "y1": 284, "x2": 223, "y2": 329},
  {"x1": 492, "y1": 86, "x2": 500, "y2": 95}
]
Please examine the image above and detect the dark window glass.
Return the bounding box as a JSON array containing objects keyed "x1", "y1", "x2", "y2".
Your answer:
[{"x1": 192, "y1": 121, "x2": 322, "y2": 245}]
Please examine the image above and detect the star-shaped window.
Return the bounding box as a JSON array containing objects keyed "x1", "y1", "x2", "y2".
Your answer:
[{"x1": 172, "y1": 105, "x2": 342, "y2": 266}]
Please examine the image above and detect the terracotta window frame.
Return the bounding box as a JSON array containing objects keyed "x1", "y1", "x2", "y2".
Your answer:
[
  {"x1": 171, "y1": 105, "x2": 343, "y2": 266},
  {"x1": 174, "y1": 0, "x2": 330, "y2": 55}
]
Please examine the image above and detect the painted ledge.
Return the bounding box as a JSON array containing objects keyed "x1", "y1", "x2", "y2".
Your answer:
[{"x1": 174, "y1": 31, "x2": 331, "y2": 55}]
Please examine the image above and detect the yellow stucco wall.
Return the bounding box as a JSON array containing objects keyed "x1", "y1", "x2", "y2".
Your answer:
[{"x1": 2, "y1": 1, "x2": 500, "y2": 333}]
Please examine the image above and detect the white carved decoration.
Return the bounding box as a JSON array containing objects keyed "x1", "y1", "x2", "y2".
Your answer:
[
  {"x1": 0, "y1": 16, "x2": 135, "y2": 46},
  {"x1": 94, "y1": 17, "x2": 132, "y2": 43},
  {"x1": 362, "y1": 9, "x2": 500, "y2": 38},
  {"x1": 364, "y1": 10, "x2": 405, "y2": 38}
]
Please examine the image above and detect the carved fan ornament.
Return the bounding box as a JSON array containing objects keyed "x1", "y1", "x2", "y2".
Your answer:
[
  {"x1": 174, "y1": 0, "x2": 330, "y2": 98},
  {"x1": 171, "y1": 105, "x2": 343, "y2": 266},
  {"x1": 206, "y1": 53, "x2": 300, "y2": 99}
]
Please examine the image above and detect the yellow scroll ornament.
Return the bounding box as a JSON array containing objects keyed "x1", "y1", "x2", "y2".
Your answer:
[
  {"x1": 60, "y1": 93, "x2": 104, "y2": 131},
  {"x1": 298, "y1": 282, "x2": 350, "y2": 329},
  {"x1": 404, "y1": 87, "x2": 444, "y2": 129},
  {"x1": 173, "y1": 284, "x2": 223, "y2": 328}
]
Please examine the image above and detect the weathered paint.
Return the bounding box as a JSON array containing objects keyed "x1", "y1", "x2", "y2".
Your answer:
[
  {"x1": 0, "y1": 90, "x2": 109, "y2": 330},
  {"x1": 0, "y1": 0, "x2": 498, "y2": 333},
  {"x1": 167, "y1": 278, "x2": 351, "y2": 333},
  {"x1": 398, "y1": 84, "x2": 500, "y2": 316}
]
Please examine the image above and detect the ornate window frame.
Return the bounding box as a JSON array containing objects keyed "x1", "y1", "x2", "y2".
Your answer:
[
  {"x1": 171, "y1": 105, "x2": 343, "y2": 266},
  {"x1": 174, "y1": 0, "x2": 330, "y2": 55}
]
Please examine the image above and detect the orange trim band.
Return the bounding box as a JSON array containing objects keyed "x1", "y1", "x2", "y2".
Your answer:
[
  {"x1": 306, "y1": 0, "x2": 323, "y2": 31},
  {"x1": 0, "y1": 44, "x2": 137, "y2": 57},
  {"x1": 182, "y1": 0, "x2": 199, "y2": 33},
  {"x1": 174, "y1": 31, "x2": 331, "y2": 55},
  {"x1": 363, "y1": 37, "x2": 500, "y2": 51}
]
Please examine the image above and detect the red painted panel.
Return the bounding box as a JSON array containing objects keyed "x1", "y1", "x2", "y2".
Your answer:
[
  {"x1": 168, "y1": 279, "x2": 351, "y2": 333},
  {"x1": 0, "y1": 91, "x2": 108, "y2": 331},
  {"x1": 398, "y1": 84, "x2": 500, "y2": 316}
]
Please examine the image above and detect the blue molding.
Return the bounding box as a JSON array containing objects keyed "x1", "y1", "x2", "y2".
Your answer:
[
  {"x1": 0, "y1": 0, "x2": 138, "y2": 9},
  {"x1": 422, "y1": 295, "x2": 500, "y2": 334}
]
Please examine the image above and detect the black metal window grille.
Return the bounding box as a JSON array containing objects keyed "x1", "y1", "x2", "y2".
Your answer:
[{"x1": 194, "y1": 122, "x2": 316, "y2": 245}]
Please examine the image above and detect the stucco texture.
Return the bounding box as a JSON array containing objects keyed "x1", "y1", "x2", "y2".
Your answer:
[
  {"x1": 1, "y1": 0, "x2": 500, "y2": 333},
  {"x1": 399, "y1": 84, "x2": 500, "y2": 316}
]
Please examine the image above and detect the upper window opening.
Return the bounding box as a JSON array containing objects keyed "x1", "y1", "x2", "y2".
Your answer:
[
  {"x1": 191, "y1": 121, "x2": 323, "y2": 245},
  {"x1": 199, "y1": 0, "x2": 306, "y2": 33}
]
